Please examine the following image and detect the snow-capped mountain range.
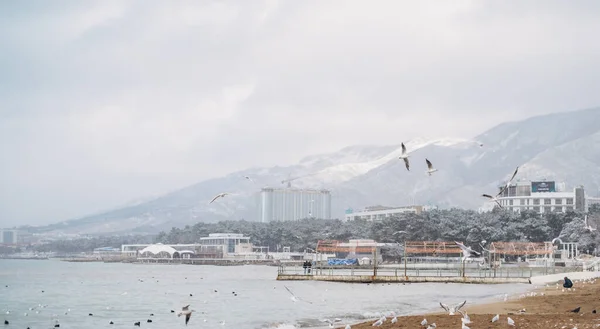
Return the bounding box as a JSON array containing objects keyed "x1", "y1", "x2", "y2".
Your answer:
[{"x1": 33, "y1": 107, "x2": 600, "y2": 235}]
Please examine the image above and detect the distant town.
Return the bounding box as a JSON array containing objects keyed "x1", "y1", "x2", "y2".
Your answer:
[{"x1": 2, "y1": 178, "x2": 600, "y2": 267}]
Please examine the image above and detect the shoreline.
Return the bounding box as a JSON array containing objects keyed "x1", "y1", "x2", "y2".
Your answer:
[{"x1": 343, "y1": 271, "x2": 600, "y2": 329}]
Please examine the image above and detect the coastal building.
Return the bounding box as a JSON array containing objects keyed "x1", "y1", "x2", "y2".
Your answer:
[
  {"x1": 138, "y1": 243, "x2": 195, "y2": 259},
  {"x1": 258, "y1": 188, "x2": 331, "y2": 222},
  {"x1": 494, "y1": 179, "x2": 586, "y2": 214},
  {"x1": 198, "y1": 233, "x2": 253, "y2": 258},
  {"x1": 92, "y1": 247, "x2": 122, "y2": 255},
  {"x1": 121, "y1": 243, "x2": 200, "y2": 257},
  {"x1": 587, "y1": 197, "x2": 600, "y2": 209},
  {"x1": 0, "y1": 230, "x2": 18, "y2": 245},
  {"x1": 344, "y1": 205, "x2": 424, "y2": 221},
  {"x1": 316, "y1": 239, "x2": 383, "y2": 263}
]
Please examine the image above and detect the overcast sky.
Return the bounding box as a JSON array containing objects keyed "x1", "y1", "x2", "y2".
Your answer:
[{"x1": 1, "y1": 0, "x2": 600, "y2": 227}]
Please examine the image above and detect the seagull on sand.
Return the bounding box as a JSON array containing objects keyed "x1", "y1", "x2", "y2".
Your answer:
[
  {"x1": 482, "y1": 166, "x2": 519, "y2": 208},
  {"x1": 209, "y1": 193, "x2": 228, "y2": 204},
  {"x1": 425, "y1": 159, "x2": 438, "y2": 176},
  {"x1": 439, "y1": 300, "x2": 466, "y2": 315},
  {"x1": 507, "y1": 317, "x2": 515, "y2": 326},
  {"x1": 584, "y1": 215, "x2": 596, "y2": 232},
  {"x1": 284, "y1": 286, "x2": 312, "y2": 304},
  {"x1": 491, "y1": 314, "x2": 499, "y2": 322},
  {"x1": 177, "y1": 305, "x2": 193, "y2": 326},
  {"x1": 322, "y1": 318, "x2": 341, "y2": 328},
  {"x1": 454, "y1": 241, "x2": 481, "y2": 262},
  {"x1": 398, "y1": 143, "x2": 410, "y2": 171}
]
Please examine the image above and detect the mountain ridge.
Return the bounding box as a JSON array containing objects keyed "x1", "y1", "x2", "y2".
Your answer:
[{"x1": 26, "y1": 107, "x2": 600, "y2": 235}]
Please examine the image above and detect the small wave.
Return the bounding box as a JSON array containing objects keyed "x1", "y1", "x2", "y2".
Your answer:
[{"x1": 260, "y1": 322, "x2": 298, "y2": 329}]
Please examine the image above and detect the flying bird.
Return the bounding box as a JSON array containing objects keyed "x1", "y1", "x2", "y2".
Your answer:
[
  {"x1": 439, "y1": 300, "x2": 467, "y2": 315},
  {"x1": 284, "y1": 285, "x2": 312, "y2": 304},
  {"x1": 481, "y1": 166, "x2": 519, "y2": 208},
  {"x1": 177, "y1": 305, "x2": 193, "y2": 326},
  {"x1": 398, "y1": 143, "x2": 410, "y2": 171},
  {"x1": 425, "y1": 159, "x2": 438, "y2": 176},
  {"x1": 243, "y1": 175, "x2": 254, "y2": 183},
  {"x1": 209, "y1": 193, "x2": 228, "y2": 204},
  {"x1": 454, "y1": 241, "x2": 481, "y2": 261},
  {"x1": 584, "y1": 215, "x2": 596, "y2": 232}
]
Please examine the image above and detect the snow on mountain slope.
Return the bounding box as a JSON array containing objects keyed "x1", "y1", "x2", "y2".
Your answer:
[{"x1": 30, "y1": 107, "x2": 600, "y2": 235}]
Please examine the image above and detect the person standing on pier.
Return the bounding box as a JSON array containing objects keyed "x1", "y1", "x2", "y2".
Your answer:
[{"x1": 302, "y1": 260, "x2": 308, "y2": 274}]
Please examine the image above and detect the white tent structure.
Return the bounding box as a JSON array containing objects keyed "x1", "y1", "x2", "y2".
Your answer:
[{"x1": 139, "y1": 243, "x2": 194, "y2": 259}]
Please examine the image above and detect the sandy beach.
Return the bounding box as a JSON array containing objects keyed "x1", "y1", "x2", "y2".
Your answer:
[{"x1": 350, "y1": 276, "x2": 600, "y2": 329}]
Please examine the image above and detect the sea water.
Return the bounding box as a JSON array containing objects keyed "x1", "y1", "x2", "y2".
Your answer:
[{"x1": 0, "y1": 260, "x2": 533, "y2": 329}]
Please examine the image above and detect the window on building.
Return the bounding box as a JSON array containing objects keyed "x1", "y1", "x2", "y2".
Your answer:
[
  {"x1": 544, "y1": 206, "x2": 551, "y2": 213},
  {"x1": 509, "y1": 199, "x2": 513, "y2": 206},
  {"x1": 544, "y1": 199, "x2": 551, "y2": 205},
  {"x1": 533, "y1": 199, "x2": 540, "y2": 205},
  {"x1": 533, "y1": 206, "x2": 540, "y2": 212},
  {"x1": 566, "y1": 198, "x2": 573, "y2": 205},
  {"x1": 555, "y1": 199, "x2": 562, "y2": 205},
  {"x1": 565, "y1": 206, "x2": 573, "y2": 211},
  {"x1": 520, "y1": 199, "x2": 525, "y2": 205}
]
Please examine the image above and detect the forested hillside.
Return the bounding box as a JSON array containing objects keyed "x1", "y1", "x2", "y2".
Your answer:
[{"x1": 30, "y1": 205, "x2": 600, "y2": 254}]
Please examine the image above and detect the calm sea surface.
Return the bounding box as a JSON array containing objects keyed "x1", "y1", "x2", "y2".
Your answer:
[{"x1": 0, "y1": 260, "x2": 534, "y2": 329}]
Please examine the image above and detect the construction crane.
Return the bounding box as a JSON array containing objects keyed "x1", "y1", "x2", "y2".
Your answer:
[{"x1": 281, "y1": 172, "x2": 319, "y2": 188}]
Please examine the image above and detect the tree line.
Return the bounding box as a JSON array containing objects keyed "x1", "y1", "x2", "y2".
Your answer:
[{"x1": 27, "y1": 204, "x2": 600, "y2": 254}]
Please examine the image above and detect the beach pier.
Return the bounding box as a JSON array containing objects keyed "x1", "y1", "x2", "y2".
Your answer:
[{"x1": 276, "y1": 263, "x2": 582, "y2": 284}]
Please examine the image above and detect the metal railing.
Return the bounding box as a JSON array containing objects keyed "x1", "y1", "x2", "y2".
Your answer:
[{"x1": 278, "y1": 263, "x2": 580, "y2": 279}]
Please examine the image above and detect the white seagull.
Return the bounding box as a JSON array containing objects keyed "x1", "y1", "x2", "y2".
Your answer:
[
  {"x1": 209, "y1": 193, "x2": 228, "y2": 204},
  {"x1": 243, "y1": 175, "x2": 254, "y2": 183},
  {"x1": 321, "y1": 318, "x2": 342, "y2": 328},
  {"x1": 439, "y1": 300, "x2": 467, "y2": 315},
  {"x1": 425, "y1": 159, "x2": 438, "y2": 176},
  {"x1": 585, "y1": 215, "x2": 596, "y2": 232},
  {"x1": 454, "y1": 241, "x2": 482, "y2": 262},
  {"x1": 398, "y1": 142, "x2": 410, "y2": 171},
  {"x1": 482, "y1": 166, "x2": 519, "y2": 208},
  {"x1": 491, "y1": 314, "x2": 499, "y2": 322},
  {"x1": 177, "y1": 305, "x2": 193, "y2": 326},
  {"x1": 507, "y1": 317, "x2": 515, "y2": 326},
  {"x1": 284, "y1": 286, "x2": 312, "y2": 304}
]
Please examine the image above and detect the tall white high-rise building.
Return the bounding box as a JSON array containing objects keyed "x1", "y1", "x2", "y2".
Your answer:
[{"x1": 259, "y1": 188, "x2": 331, "y2": 222}]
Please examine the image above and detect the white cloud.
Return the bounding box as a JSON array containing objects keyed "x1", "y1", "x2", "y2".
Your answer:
[{"x1": 1, "y1": 0, "x2": 600, "y2": 225}]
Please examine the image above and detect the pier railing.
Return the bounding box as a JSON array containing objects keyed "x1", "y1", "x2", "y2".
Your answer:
[{"x1": 277, "y1": 263, "x2": 580, "y2": 279}]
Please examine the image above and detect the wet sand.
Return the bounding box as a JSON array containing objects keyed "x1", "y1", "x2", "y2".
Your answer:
[{"x1": 350, "y1": 277, "x2": 600, "y2": 329}]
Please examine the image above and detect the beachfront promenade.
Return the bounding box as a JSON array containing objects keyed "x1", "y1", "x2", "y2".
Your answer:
[{"x1": 276, "y1": 262, "x2": 586, "y2": 284}]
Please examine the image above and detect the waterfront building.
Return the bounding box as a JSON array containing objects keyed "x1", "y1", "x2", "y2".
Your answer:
[
  {"x1": 0, "y1": 230, "x2": 18, "y2": 245},
  {"x1": 344, "y1": 205, "x2": 424, "y2": 221},
  {"x1": 258, "y1": 188, "x2": 331, "y2": 222},
  {"x1": 198, "y1": 233, "x2": 253, "y2": 258},
  {"x1": 494, "y1": 179, "x2": 586, "y2": 214}
]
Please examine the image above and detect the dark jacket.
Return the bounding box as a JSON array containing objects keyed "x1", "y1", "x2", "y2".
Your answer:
[{"x1": 563, "y1": 278, "x2": 573, "y2": 288}]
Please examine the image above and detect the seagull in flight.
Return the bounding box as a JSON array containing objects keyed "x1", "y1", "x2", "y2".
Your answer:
[
  {"x1": 398, "y1": 142, "x2": 410, "y2": 171},
  {"x1": 584, "y1": 215, "x2": 596, "y2": 232},
  {"x1": 284, "y1": 286, "x2": 312, "y2": 304},
  {"x1": 209, "y1": 193, "x2": 228, "y2": 204},
  {"x1": 243, "y1": 175, "x2": 254, "y2": 183},
  {"x1": 393, "y1": 230, "x2": 407, "y2": 235},
  {"x1": 177, "y1": 305, "x2": 193, "y2": 326},
  {"x1": 439, "y1": 300, "x2": 467, "y2": 315},
  {"x1": 482, "y1": 166, "x2": 519, "y2": 208},
  {"x1": 425, "y1": 159, "x2": 438, "y2": 176},
  {"x1": 454, "y1": 241, "x2": 481, "y2": 262}
]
